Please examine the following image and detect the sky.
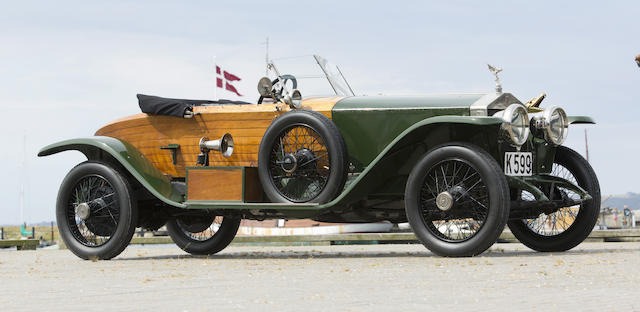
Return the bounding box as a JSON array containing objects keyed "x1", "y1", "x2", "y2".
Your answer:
[{"x1": 1, "y1": 1, "x2": 639, "y2": 224}]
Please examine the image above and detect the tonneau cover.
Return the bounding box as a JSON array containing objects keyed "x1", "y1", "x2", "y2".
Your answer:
[{"x1": 137, "y1": 94, "x2": 249, "y2": 117}]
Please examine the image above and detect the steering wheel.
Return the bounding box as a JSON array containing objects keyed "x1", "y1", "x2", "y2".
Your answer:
[{"x1": 258, "y1": 75, "x2": 298, "y2": 104}]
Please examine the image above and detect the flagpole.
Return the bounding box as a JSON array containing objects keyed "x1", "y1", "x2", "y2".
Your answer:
[
  {"x1": 265, "y1": 37, "x2": 269, "y2": 76},
  {"x1": 213, "y1": 55, "x2": 218, "y2": 101},
  {"x1": 261, "y1": 37, "x2": 269, "y2": 76},
  {"x1": 20, "y1": 132, "x2": 26, "y2": 224}
]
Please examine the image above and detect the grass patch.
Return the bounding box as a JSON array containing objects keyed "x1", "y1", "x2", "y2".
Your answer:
[{"x1": 0, "y1": 225, "x2": 59, "y2": 241}]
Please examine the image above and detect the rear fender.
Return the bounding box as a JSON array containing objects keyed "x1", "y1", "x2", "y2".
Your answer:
[{"x1": 38, "y1": 136, "x2": 185, "y2": 208}]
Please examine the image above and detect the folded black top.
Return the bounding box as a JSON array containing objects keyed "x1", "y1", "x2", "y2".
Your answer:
[{"x1": 137, "y1": 94, "x2": 249, "y2": 117}]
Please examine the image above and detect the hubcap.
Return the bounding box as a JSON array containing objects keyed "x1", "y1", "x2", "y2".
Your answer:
[
  {"x1": 436, "y1": 192, "x2": 454, "y2": 211},
  {"x1": 76, "y1": 202, "x2": 91, "y2": 220},
  {"x1": 281, "y1": 154, "x2": 298, "y2": 173}
]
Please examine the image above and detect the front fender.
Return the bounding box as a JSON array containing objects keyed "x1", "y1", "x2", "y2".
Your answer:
[
  {"x1": 323, "y1": 116, "x2": 504, "y2": 208},
  {"x1": 568, "y1": 116, "x2": 595, "y2": 124},
  {"x1": 38, "y1": 136, "x2": 185, "y2": 208}
]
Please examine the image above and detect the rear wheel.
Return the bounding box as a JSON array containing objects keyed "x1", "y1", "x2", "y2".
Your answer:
[
  {"x1": 166, "y1": 214, "x2": 240, "y2": 255},
  {"x1": 508, "y1": 146, "x2": 600, "y2": 252},
  {"x1": 405, "y1": 143, "x2": 510, "y2": 257},
  {"x1": 56, "y1": 162, "x2": 137, "y2": 260}
]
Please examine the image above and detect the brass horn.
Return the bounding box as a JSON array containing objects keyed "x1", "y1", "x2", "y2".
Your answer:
[{"x1": 199, "y1": 133, "x2": 234, "y2": 158}]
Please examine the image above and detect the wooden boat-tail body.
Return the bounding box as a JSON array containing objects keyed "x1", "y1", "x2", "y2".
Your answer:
[{"x1": 95, "y1": 98, "x2": 341, "y2": 178}]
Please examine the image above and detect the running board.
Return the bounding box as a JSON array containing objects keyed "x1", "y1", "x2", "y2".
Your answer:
[{"x1": 185, "y1": 201, "x2": 321, "y2": 210}]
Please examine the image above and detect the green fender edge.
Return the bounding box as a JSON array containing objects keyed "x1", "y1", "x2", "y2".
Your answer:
[
  {"x1": 568, "y1": 116, "x2": 595, "y2": 124},
  {"x1": 38, "y1": 136, "x2": 186, "y2": 208}
]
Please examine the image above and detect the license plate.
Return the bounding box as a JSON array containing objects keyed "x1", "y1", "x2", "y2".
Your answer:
[{"x1": 504, "y1": 152, "x2": 533, "y2": 176}]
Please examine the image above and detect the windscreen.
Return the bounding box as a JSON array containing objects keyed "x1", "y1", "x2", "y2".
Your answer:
[
  {"x1": 313, "y1": 55, "x2": 354, "y2": 96},
  {"x1": 268, "y1": 55, "x2": 355, "y2": 97}
]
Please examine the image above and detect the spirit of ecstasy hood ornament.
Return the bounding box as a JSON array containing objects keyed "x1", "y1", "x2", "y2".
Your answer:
[{"x1": 487, "y1": 64, "x2": 503, "y2": 94}]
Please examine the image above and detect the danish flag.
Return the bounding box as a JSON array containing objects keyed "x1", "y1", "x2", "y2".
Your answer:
[{"x1": 216, "y1": 65, "x2": 242, "y2": 96}]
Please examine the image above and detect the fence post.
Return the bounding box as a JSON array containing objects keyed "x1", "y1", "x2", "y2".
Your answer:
[
  {"x1": 51, "y1": 221, "x2": 54, "y2": 241},
  {"x1": 32, "y1": 227, "x2": 35, "y2": 239},
  {"x1": 1, "y1": 227, "x2": 3, "y2": 240}
]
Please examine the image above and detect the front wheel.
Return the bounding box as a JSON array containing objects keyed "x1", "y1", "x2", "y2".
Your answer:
[
  {"x1": 405, "y1": 143, "x2": 510, "y2": 257},
  {"x1": 507, "y1": 146, "x2": 601, "y2": 252},
  {"x1": 56, "y1": 162, "x2": 138, "y2": 260},
  {"x1": 166, "y1": 214, "x2": 241, "y2": 255}
]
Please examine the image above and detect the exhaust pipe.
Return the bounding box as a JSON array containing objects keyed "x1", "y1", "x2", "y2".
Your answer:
[{"x1": 199, "y1": 133, "x2": 234, "y2": 158}]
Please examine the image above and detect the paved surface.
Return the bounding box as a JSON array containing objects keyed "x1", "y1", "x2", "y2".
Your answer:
[{"x1": 1, "y1": 242, "x2": 639, "y2": 311}]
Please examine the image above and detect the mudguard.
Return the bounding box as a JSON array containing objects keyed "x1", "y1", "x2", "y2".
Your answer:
[
  {"x1": 321, "y1": 115, "x2": 505, "y2": 207},
  {"x1": 38, "y1": 136, "x2": 185, "y2": 208},
  {"x1": 568, "y1": 116, "x2": 595, "y2": 124}
]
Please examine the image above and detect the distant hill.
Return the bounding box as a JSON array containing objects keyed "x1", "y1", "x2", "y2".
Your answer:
[{"x1": 603, "y1": 192, "x2": 640, "y2": 211}]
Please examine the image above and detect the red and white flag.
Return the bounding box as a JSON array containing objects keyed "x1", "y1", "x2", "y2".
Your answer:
[{"x1": 216, "y1": 65, "x2": 242, "y2": 97}]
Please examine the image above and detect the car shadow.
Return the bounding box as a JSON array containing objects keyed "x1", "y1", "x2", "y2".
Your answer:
[{"x1": 116, "y1": 245, "x2": 639, "y2": 261}]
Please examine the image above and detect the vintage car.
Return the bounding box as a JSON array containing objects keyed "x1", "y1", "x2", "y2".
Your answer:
[{"x1": 39, "y1": 56, "x2": 600, "y2": 259}]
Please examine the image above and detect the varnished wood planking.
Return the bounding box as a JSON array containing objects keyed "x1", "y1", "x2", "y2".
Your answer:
[
  {"x1": 243, "y1": 167, "x2": 262, "y2": 202},
  {"x1": 95, "y1": 98, "x2": 342, "y2": 177},
  {"x1": 98, "y1": 99, "x2": 337, "y2": 132},
  {"x1": 187, "y1": 168, "x2": 243, "y2": 201},
  {"x1": 100, "y1": 118, "x2": 275, "y2": 134}
]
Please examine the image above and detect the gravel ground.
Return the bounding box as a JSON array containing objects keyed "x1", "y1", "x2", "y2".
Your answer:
[{"x1": 0, "y1": 242, "x2": 639, "y2": 311}]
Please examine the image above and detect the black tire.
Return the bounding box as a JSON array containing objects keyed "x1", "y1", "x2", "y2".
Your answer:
[
  {"x1": 56, "y1": 161, "x2": 138, "y2": 260},
  {"x1": 258, "y1": 110, "x2": 348, "y2": 203},
  {"x1": 166, "y1": 215, "x2": 241, "y2": 255},
  {"x1": 405, "y1": 143, "x2": 510, "y2": 257},
  {"x1": 508, "y1": 146, "x2": 601, "y2": 252}
]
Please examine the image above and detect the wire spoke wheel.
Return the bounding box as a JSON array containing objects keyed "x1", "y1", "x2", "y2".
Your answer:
[
  {"x1": 57, "y1": 162, "x2": 137, "y2": 260},
  {"x1": 522, "y1": 163, "x2": 580, "y2": 236},
  {"x1": 268, "y1": 124, "x2": 330, "y2": 202},
  {"x1": 420, "y1": 159, "x2": 489, "y2": 242},
  {"x1": 166, "y1": 214, "x2": 241, "y2": 255},
  {"x1": 176, "y1": 216, "x2": 223, "y2": 241},
  {"x1": 66, "y1": 174, "x2": 120, "y2": 247},
  {"x1": 507, "y1": 145, "x2": 600, "y2": 252},
  {"x1": 405, "y1": 144, "x2": 509, "y2": 257},
  {"x1": 259, "y1": 110, "x2": 348, "y2": 204}
]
